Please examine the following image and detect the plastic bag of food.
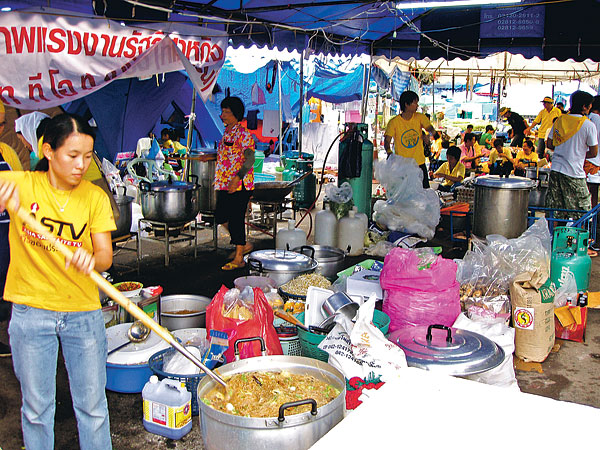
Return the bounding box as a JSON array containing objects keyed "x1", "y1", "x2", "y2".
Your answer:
[
  {"x1": 319, "y1": 295, "x2": 407, "y2": 410},
  {"x1": 325, "y1": 182, "x2": 354, "y2": 219},
  {"x1": 163, "y1": 346, "x2": 203, "y2": 375},
  {"x1": 206, "y1": 286, "x2": 282, "y2": 362},
  {"x1": 380, "y1": 247, "x2": 460, "y2": 332},
  {"x1": 372, "y1": 155, "x2": 440, "y2": 239}
]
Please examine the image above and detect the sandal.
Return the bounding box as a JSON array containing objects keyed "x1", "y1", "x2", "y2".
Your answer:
[
  {"x1": 221, "y1": 261, "x2": 246, "y2": 271},
  {"x1": 588, "y1": 249, "x2": 598, "y2": 257}
]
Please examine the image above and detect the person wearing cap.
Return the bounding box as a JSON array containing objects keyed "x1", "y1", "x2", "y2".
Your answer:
[
  {"x1": 524, "y1": 96, "x2": 562, "y2": 159},
  {"x1": 499, "y1": 107, "x2": 528, "y2": 147}
]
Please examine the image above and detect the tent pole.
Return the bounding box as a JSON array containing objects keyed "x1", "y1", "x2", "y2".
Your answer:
[
  {"x1": 361, "y1": 61, "x2": 371, "y2": 123},
  {"x1": 432, "y1": 74, "x2": 435, "y2": 117},
  {"x1": 299, "y1": 49, "x2": 304, "y2": 153},
  {"x1": 278, "y1": 60, "x2": 283, "y2": 156},
  {"x1": 184, "y1": 88, "x2": 197, "y2": 180}
]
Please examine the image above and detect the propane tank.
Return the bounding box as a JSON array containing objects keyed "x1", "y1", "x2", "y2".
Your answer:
[
  {"x1": 337, "y1": 209, "x2": 366, "y2": 256},
  {"x1": 550, "y1": 227, "x2": 592, "y2": 291},
  {"x1": 276, "y1": 219, "x2": 307, "y2": 250},
  {"x1": 315, "y1": 203, "x2": 337, "y2": 247}
]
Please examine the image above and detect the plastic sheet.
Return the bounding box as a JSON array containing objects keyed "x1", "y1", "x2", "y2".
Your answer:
[
  {"x1": 380, "y1": 248, "x2": 461, "y2": 332},
  {"x1": 372, "y1": 155, "x2": 440, "y2": 239}
]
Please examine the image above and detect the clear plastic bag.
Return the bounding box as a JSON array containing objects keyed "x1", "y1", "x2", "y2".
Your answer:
[
  {"x1": 553, "y1": 270, "x2": 577, "y2": 307},
  {"x1": 372, "y1": 155, "x2": 440, "y2": 239},
  {"x1": 101, "y1": 158, "x2": 124, "y2": 193},
  {"x1": 325, "y1": 182, "x2": 354, "y2": 219}
]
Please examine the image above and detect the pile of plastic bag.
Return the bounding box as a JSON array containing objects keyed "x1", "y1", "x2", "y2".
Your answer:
[
  {"x1": 324, "y1": 182, "x2": 354, "y2": 219},
  {"x1": 373, "y1": 155, "x2": 440, "y2": 239}
]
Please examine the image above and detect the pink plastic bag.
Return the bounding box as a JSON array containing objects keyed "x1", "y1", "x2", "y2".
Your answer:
[{"x1": 380, "y1": 248, "x2": 460, "y2": 332}]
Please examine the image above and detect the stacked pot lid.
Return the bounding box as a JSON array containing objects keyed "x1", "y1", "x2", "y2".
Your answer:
[
  {"x1": 472, "y1": 175, "x2": 536, "y2": 189},
  {"x1": 106, "y1": 323, "x2": 169, "y2": 365},
  {"x1": 388, "y1": 324, "x2": 505, "y2": 376},
  {"x1": 247, "y1": 249, "x2": 317, "y2": 271}
]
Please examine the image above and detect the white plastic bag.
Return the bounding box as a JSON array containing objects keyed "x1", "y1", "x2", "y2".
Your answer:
[
  {"x1": 101, "y1": 158, "x2": 123, "y2": 193},
  {"x1": 319, "y1": 295, "x2": 407, "y2": 410},
  {"x1": 163, "y1": 346, "x2": 203, "y2": 375},
  {"x1": 372, "y1": 155, "x2": 440, "y2": 239},
  {"x1": 553, "y1": 270, "x2": 577, "y2": 307}
]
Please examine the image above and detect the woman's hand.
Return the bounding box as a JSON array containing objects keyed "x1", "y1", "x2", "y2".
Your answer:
[
  {"x1": 228, "y1": 175, "x2": 240, "y2": 194},
  {"x1": 66, "y1": 248, "x2": 96, "y2": 275},
  {"x1": 0, "y1": 181, "x2": 19, "y2": 213}
]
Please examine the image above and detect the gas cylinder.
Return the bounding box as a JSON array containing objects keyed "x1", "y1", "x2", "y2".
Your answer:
[
  {"x1": 293, "y1": 159, "x2": 317, "y2": 208},
  {"x1": 337, "y1": 209, "x2": 366, "y2": 256},
  {"x1": 276, "y1": 219, "x2": 307, "y2": 250},
  {"x1": 282, "y1": 158, "x2": 298, "y2": 182},
  {"x1": 550, "y1": 227, "x2": 592, "y2": 291},
  {"x1": 315, "y1": 203, "x2": 337, "y2": 247}
]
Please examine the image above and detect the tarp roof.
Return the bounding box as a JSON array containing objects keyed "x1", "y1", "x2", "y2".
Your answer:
[{"x1": 6, "y1": 0, "x2": 600, "y2": 61}]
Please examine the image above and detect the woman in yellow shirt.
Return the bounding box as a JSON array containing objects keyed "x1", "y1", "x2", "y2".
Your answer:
[
  {"x1": 514, "y1": 139, "x2": 539, "y2": 176},
  {"x1": 434, "y1": 146, "x2": 465, "y2": 192},
  {"x1": 0, "y1": 114, "x2": 115, "y2": 449}
]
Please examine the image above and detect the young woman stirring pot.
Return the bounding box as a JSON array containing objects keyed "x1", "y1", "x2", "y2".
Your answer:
[{"x1": 0, "y1": 114, "x2": 115, "y2": 450}]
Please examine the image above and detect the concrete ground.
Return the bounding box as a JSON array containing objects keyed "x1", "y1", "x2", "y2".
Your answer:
[{"x1": 0, "y1": 207, "x2": 599, "y2": 450}]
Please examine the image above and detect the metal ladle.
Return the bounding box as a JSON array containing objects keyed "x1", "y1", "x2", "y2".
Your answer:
[{"x1": 107, "y1": 321, "x2": 151, "y2": 356}]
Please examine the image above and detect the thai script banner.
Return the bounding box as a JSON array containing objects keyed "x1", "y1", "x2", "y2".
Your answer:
[{"x1": 0, "y1": 12, "x2": 228, "y2": 109}]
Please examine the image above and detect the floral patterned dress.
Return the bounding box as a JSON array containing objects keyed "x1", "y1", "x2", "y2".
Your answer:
[{"x1": 215, "y1": 123, "x2": 255, "y2": 191}]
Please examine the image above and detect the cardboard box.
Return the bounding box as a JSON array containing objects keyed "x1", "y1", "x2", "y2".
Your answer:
[
  {"x1": 510, "y1": 270, "x2": 556, "y2": 363},
  {"x1": 346, "y1": 269, "x2": 383, "y2": 301},
  {"x1": 554, "y1": 306, "x2": 587, "y2": 343}
]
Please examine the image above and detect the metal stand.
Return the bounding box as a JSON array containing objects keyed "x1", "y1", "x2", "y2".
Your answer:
[
  {"x1": 137, "y1": 218, "x2": 198, "y2": 267},
  {"x1": 249, "y1": 198, "x2": 295, "y2": 246},
  {"x1": 198, "y1": 212, "x2": 219, "y2": 250}
]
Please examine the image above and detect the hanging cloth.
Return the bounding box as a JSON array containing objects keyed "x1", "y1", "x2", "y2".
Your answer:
[
  {"x1": 265, "y1": 62, "x2": 277, "y2": 94},
  {"x1": 247, "y1": 110, "x2": 259, "y2": 130},
  {"x1": 251, "y1": 82, "x2": 266, "y2": 105}
]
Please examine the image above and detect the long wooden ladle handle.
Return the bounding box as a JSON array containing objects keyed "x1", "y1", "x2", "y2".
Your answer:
[{"x1": 6, "y1": 198, "x2": 227, "y2": 389}]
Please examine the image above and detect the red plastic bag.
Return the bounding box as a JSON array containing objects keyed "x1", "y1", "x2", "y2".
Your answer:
[
  {"x1": 380, "y1": 248, "x2": 460, "y2": 332},
  {"x1": 206, "y1": 285, "x2": 282, "y2": 362}
]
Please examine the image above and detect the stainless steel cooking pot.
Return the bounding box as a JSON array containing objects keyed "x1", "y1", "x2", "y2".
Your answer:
[
  {"x1": 139, "y1": 175, "x2": 200, "y2": 224},
  {"x1": 472, "y1": 175, "x2": 535, "y2": 239},
  {"x1": 246, "y1": 249, "x2": 318, "y2": 287},
  {"x1": 388, "y1": 324, "x2": 505, "y2": 376},
  {"x1": 292, "y1": 245, "x2": 346, "y2": 280},
  {"x1": 160, "y1": 294, "x2": 211, "y2": 330},
  {"x1": 527, "y1": 167, "x2": 550, "y2": 207},
  {"x1": 189, "y1": 149, "x2": 217, "y2": 213},
  {"x1": 197, "y1": 338, "x2": 345, "y2": 450},
  {"x1": 111, "y1": 186, "x2": 133, "y2": 239}
]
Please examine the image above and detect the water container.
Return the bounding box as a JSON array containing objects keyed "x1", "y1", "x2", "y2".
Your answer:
[
  {"x1": 276, "y1": 220, "x2": 307, "y2": 250},
  {"x1": 352, "y1": 206, "x2": 369, "y2": 232},
  {"x1": 550, "y1": 227, "x2": 592, "y2": 292},
  {"x1": 142, "y1": 376, "x2": 192, "y2": 440},
  {"x1": 337, "y1": 209, "x2": 365, "y2": 256},
  {"x1": 315, "y1": 204, "x2": 337, "y2": 247}
]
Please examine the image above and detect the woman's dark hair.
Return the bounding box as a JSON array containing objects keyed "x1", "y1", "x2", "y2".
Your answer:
[
  {"x1": 36, "y1": 117, "x2": 52, "y2": 140},
  {"x1": 569, "y1": 90, "x2": 593, "y2": 115},
  {"x1": 447, "y1": 145, "x2": 462, "y2": 161},
  {"x1": 523, "y1": 139, "x2": 534, "y2": 150},
  {"x1": 463, "y1": 132, "x2": 475, "y2": 143},
  {"x1": 493, "y1": 138, "x2": 504, "y2": 148},
  {"x1": 591, "y1": 95, "x2": 600, "y2": 113},
  {"x1": 34, "y1": 114, "x2": 95, "y2": 172},
  {"x1": 221, "y1": 96, "x2": 245, "y2": 121},
  {"x1": 485, "y1": 125, "x2": 494, "y2": 132},
  {"x1": 399, "y1": 90, "x2": 419, "y2": 112},
  {"x1": 161, "y1": 128, "x2": 171, "y2": 138}
]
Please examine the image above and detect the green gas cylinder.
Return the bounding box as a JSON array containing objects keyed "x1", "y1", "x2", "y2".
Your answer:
[
  {"x1": 338, "y1": 123, "x2": 373, "y2": 218},
  {"x1": 282, "y1": 158, "x2": 298, "y2": 182},
  {"x1": 550, "y1": 226, "x2": 592, "y2": 291},
  {"x1": 293, "y1": 159, "x2": 317, "y2": 208}
]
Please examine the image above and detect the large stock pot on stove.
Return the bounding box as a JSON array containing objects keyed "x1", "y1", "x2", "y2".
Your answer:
[
  {"x1": 188, "y1": 148, "x2": 217, "y2": 213},
  {"x1": 139, "y1": 175, "x2": 200, "y2": 224}
]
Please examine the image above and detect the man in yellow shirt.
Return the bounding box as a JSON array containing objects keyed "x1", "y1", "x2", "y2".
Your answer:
[
  {"x1": 433, "y1": 146, "x2": 465, "y2": 192},
  {"x1": 524, "y1": 96, "x2": 562, "y2": 159},
  {"x1": 384, "y1": 90, "x2": 436, "y2": 188}
]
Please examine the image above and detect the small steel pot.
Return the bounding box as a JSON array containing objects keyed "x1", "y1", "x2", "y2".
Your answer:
[
  {"x1": 160, "y1": 294, "x2": 211, "y2": 330},
  {"x1": 112, "y1": 186, "x2": 133, "y2": 239},
  {"x1": 246, "y1": 249, "x2": 318, "y2": 287},
  {"x1": 322, "y1": 292, "x2": 359, "y2": 321},
  {"x1": 139, "y1": 175, "x2": 200, "y2": 224},
  {"x1": 293, "y1": 245, "x2": 346, "y2": 280}
]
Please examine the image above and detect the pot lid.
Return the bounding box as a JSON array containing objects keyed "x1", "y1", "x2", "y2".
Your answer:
[
  {"x1": 473, "y1": 175, "x2": 535, "y2": 189},
  {"x1": 106, "y1": 323, "x2": 169, "y2": 365},
  {"x1": 247, "y1": 249, "x2": 317, "y2": 271},
  {"x1": 388, "y1": 324, "x2": 505, "y2": 376},
  {"x1": 292, "y1": 245, "x2": 346, "y2": 262},
  {"x1": 149, "y1": 179, "x2": 195, "y2": 192}
]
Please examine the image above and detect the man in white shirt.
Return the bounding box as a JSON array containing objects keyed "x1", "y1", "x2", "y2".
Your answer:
[{"x1": 546, "y1": 90, "x2": 598, "y2": 219}]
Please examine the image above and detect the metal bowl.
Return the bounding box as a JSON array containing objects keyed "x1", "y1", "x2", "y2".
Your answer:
[{"x1": 160, "y1": 294, "x2": 212, "y2": 330}]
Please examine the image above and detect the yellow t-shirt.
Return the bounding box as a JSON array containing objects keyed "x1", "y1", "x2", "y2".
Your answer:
[
  {"x1": 533, "y1": 107, "x2": 562, "y2": 137},
  {"x1": 385, "y1": 112, "x2": 432, "y2": 165},
  {"x1": 0, "y1": 171, "x2": 116, "y2": 311},
  {"x1": 435, "y1": 161, "x2": 466, "y2": 186},
  {"x1": 0, "y1": 142, "x2": 23, "y2": 171},
  {"x1": 488, "y1": 148, "x2": 512, "y2": 164},
  {"x1": 515, "y1": 150, "x2": 539, "y2": 167}
]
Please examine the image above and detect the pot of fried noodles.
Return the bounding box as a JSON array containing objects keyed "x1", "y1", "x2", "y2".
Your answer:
[{"x1": 197, "y1": 337, "x2": 345, "y2": 450}]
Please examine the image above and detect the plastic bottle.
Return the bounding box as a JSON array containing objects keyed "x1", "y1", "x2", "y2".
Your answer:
[
  {"x1": 352, "y1": 206, "x2": 369, "y2": 232},
  {"x1": 337, "y1": 209, "x2": 366, "y2": 256},
  {"x1": 142, "y1": 376, "x2": 192, "y2": 440},
  {"x1": 314, "y1": 203, "x2": 337, "y2": 247},
  {"x1": 276, "y1": 219, "x2": 307, "y2": 250}
]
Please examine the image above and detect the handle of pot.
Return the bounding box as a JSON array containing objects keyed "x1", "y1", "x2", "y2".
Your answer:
[
  {"x1": 278, "y1": 399, "x2": 317, "y2": 422},
  {"x1": 189, "y1": 173, "x2": 199, "y2": 189},
  {"x1": 233, "y1": 336, "x2": 267, "y2": 361},
  {"x1": 426, "y1": 324, "x2": 452, "y2": 343},
  {"x1": 139, "y1": 180, "x2": 151, "y2": 192},
  {"x1": 247, "y1": 257, "x2": 263, "y2": 273},
  {"x1": 114, "y1": 185, "x2": 127, "y2": 197},
  {"x1": 298, "y1": 245, "x2": 315, "y2": 259}
]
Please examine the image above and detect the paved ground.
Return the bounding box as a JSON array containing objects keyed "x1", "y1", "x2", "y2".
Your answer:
[{"x1": 0, "y1": 211, "x2": 599, "y2": 450}]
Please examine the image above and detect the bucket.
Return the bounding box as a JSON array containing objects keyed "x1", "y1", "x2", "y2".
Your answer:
[
  {"x1": 142, "y1": 375, "x2": 192, "y2": 439},
  {"x1": 254, "y1": 151, "x2": 265, "y2": 174}
]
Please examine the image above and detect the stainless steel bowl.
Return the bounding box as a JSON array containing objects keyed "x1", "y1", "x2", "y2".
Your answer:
[{"x1": 160, "y1": 294, "x2": 211, "y2": 330}]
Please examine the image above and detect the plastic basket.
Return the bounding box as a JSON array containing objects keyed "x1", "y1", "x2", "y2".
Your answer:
[
  {"x1": 255, "y1": 173, "x2": 276, "y2": 183},
  {"x1": 296, "y1": 310, "x2": 391, "y2": 362},
  {"x1": 279, "y1": 335, "x2": 302, "y2": 356},
  {"x1": 148, "y1": 348, "x2": 225, "y2": 416}
]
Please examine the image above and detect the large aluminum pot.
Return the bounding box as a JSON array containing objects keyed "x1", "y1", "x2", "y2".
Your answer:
[
  {"x1": 472, "y1": 175, "x2": 535, "y2": 239},
  {"x1": 160, "y1": 294, "x2": 211, "y2": 330},
  {"x1": 111, "y1": 186, "x2": 133, "y2": 239},
  {"x1": 197, "y1": 339, "x2": 345, "y2": 450},
  {"x1": 139, "y1": 175, "x2": 200, "y2": 224},
  {"x1": 528, "y1": 167, "x2": 550, "y2": 207},
  {"x1": 292, "y1": 245, "x2": 346, "y2": 280},
  {"x1": 189, "y1": 149, "x2": 217, "y2": 213},
  {"x1": 246, "y1": 249, "x2": 318, "y2": 287}
]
